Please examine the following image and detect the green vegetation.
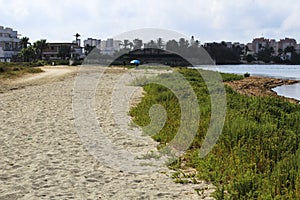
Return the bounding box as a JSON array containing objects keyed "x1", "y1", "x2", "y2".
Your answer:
[
  {"x1": 130, "y1": 68, "x2": 300, "y2": 199},
  {"x1": 244, "y1": 72, "x2": 250, "y2": 78},
  {"x1": 19, "y1": 39, "x2": 49, "y2": 62},
  {"x1": 0, "y1": 62, "x2": 43, "y2": 79}
]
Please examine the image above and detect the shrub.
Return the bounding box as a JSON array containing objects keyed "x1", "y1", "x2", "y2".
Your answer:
[{"x1": 244, "y1": 72, "x2": 250, "y2": 77}]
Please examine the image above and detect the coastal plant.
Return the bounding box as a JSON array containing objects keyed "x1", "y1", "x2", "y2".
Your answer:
[
  {"x1": 0, "y1": 62, "x2": 43, "y2": 78},
  {"x1": 244, "y1": 72, "x2": 250, "y2": 77},
  {"x1": 130, "y1": 68, "x2": 300, "y2": 199}
]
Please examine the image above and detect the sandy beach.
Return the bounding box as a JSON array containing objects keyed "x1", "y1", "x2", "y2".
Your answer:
[{"x1": 0, "y1": 66, "x2": 215, "y2": 199}]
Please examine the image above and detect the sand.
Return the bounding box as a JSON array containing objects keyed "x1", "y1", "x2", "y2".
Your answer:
[
  {"x1": 0, "y1": 66, "x2": 215, "y2": 200},
  {"x1": 225, "y1": 76, "x2": 300, "y2": 104}
]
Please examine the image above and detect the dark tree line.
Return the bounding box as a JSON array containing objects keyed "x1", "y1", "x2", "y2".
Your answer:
[{"x1": 204, "y1": 42, "x2": 242, "y2": 64}]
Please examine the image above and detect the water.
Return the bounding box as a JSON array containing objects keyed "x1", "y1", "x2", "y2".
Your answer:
[
  {"x1": 195, "y1": 65, "x2": 300, "y2": 101},
  {"x1": 273, "y1": 83, "x2": 300, "y2": 101}
]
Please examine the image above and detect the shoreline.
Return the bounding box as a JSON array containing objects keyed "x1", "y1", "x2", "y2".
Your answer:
[{"x1": 225, "y1": 76, "x2": 300, "y2": 104}]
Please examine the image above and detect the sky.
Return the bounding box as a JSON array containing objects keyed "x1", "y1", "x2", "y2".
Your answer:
[{"x1": 0, "y1": 0, "x2": 299, "y2": 44}]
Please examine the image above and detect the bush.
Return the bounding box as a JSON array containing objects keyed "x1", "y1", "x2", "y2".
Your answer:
[
  {"x1": 71, "y1": 60, "x2": 82, "y2": 66},
  {"x1": 52, "y1": 60, "x2": 69, "y2": 65},
  {"x1": 35, "y1": 60, "x2": 48, "y2": 66},
  {"x1": 0, "y1": 62, "x2": 43, "y2": 77},
  {"x1": 244, "y1": 72, "x2": 250, "y2": 77}
]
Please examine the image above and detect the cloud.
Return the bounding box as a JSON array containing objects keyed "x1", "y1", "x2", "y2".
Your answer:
[{"x1": 0, "y1": 0, "x2": 299, "y2": 43}]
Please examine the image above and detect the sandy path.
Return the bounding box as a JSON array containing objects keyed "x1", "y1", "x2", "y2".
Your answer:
[
  {"x1": 0, "y1": 66, "x2": 78, "y2": 93},
  {"x1": 0, "y1": 66, "x2": 214, "y2": 199}
]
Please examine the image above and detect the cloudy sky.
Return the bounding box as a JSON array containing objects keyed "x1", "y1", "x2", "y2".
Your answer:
[{"x1": 0, "y1": 0, "x2": 299, "y2": 44}]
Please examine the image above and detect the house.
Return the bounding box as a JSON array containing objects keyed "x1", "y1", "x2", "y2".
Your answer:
[
  {"x1": 0, "y1": 26, "x2": 20, "y2": 62},
  {"x1": 42, "y1": 42, "x2": 83, "y2": 60}
]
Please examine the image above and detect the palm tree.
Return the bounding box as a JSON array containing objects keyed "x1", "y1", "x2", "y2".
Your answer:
[
  {"x1": 33, "y1": 39, "x2": 48, "y2": 60},
  {"x1": 133, "y1": 38, "x2": 143, "y2": 49},
  {"x1": 157, "y1": 38, "x2": 164, "y2": 49},
  {"x1": 147, "y1": 40, "x2": 157, "y2": 48},
  {"x1": 74, "y1": 33, "x2": 81, "y2": 40},
  {"x1": 74, "y1": 33, "x2": 81, "y2": 46},
  {"x1": 19, "y1": 37, "x2": 30, "y2": 49},
  {"x1": 121, "y1": 39, "x2": 132, "y2": 49}
]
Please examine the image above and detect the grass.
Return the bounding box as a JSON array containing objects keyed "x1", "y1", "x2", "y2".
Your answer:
[
  {"x1": 0, "y1": 62, "x2": 44, "y2": 79},
  {"x1": 130, "y1": 68, "x2": 300, "y2": 199}
]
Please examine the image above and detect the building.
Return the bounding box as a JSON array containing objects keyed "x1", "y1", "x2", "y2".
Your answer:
[
  {"x1": 278, "y1": 38, "x2": 297, "y2": 51},
  {"x1": 42, "y1": 42, "x2": 83, "y2": 60},
  {"x1": 0, "y1": 26, "x2": 20, "y2": 62},
  {"x1": 246, "y1": 43, "x2": 254, "y2": 55},
  {"x1": 249, "y1": 37, "x2": 298, "y2": 56},
  {"x1": 84, "y1": 38, "x2": 101, "y2": 48},
  {"x1": 296, "y1": 44, "x2": 300, "y2": 54},
  {"x1": 252, "y1": 37, "x2": 269, "y2": 54},
  {"x1": 100, "y1": 38, "x2": 121, "y2": 55},
  {"x1": 268, "y1": 39, "x2": 279, "y2": 55},
  {"x1": 225, "y1": 42, "x2": 232, "y2": 48}
]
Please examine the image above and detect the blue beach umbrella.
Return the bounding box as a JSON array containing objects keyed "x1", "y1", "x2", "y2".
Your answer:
[{"x1": 130, "y1": 59, "x2": 141, "y2": 66}]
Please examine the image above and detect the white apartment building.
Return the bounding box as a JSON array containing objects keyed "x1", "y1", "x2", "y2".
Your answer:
[
  {"x1": 278, "y1": 38, "x2": 297, "y2": 51},
  {"x1": 0, "y1": 26, "x2": 20, "y2": 62},
  {"x1": 100, "y1": 38, "x2": 121, "y2": 55},
  {"x1": 252, "y1": 38, "x2": 269, "y2": 54},
  {"x1": 84, "y1": 38, "x2": 101, "y2": 48},
  {"x1": 269, "y1": 39, "x2": 279, "y2": 55}
]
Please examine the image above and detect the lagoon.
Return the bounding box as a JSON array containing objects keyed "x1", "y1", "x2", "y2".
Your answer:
[{"x1": 195, "y1": 64, "x2": 300, "y2": 101}]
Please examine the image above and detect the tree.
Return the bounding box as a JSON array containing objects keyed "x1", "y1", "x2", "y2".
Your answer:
[
  {"x1": 194, "y1": 40, "x2": 200, "y2": 47},
  {"x1": 133, "y1": 38, "x2": 143, "y2": 50},
  {"x1": 166, "y1": 40, "x2": 179, "y2": 52},
  {"x1": 204, "y1": 42, "x2": 241, "y2": 64},
  {"x1": 257, "y1": 46, "x2": 273, "y2": 63},
  {"x1": 157, "y1": 38, "x2": 164, "y2": 49},
  {"x1": 19, "y1": 37, "x2": 30, "y2": 49},
  {"x1": 84, "y1": 44, "x2": 95, "y2": 55},
  {"x1": 146, "y1": 40, "x2": 157, "y2": 48},
  {"x1": 284, "y1": 46, "x2": 295, "y2": 54},
  {"x1": 33, "y1": 39, "x2": 48, "y2": 60},
  {"x1": 58, "y1": 45, "x2": 71, "y2": 59},
  {"x1": 19, "y1": 46, "x2": 36, "y2": 62},
  {"x1": 179, "y1": 38, "x2": 189, "y2": 49},
  {"x1": 74, "y1": 33, "x2": 80, "y2": 40},
  {"x1": 121, "y1": 39, "x2": 133, "y2": 50},
  {"x1": 244, "y1": 45, "x2": 250, "y2": 55},
  {"x1": 246, "y1": 54, "x2": 255, "y2": 63}
]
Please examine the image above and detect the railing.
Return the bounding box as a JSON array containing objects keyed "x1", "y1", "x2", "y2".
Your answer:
[{"x1": 2, "y1": 48, "x2": 20, "y2": 51}]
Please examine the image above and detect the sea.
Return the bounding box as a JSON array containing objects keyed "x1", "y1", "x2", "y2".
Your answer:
[{"x1": 194, "y1": 64, "x2": 300, "y2": 102}]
